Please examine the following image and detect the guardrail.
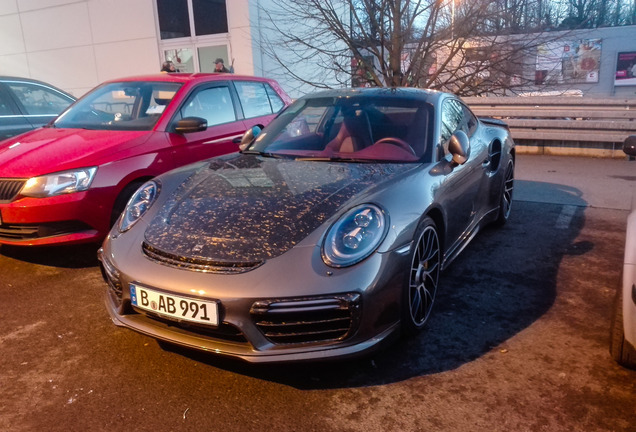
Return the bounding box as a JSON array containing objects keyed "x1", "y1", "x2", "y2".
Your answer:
[{"x1": 463, "y1": 96, "x2": 636, "y2": 158}]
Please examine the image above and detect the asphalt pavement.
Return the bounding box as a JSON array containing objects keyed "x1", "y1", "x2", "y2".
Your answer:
[
  {"x1": 0, "y1": 154, "x2": 634, "y2": 432},
  {"x1": 515, "y1": 154, "x2": 636, "y2": 210}
]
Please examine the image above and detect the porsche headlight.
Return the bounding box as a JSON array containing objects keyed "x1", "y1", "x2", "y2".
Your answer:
[
  {"x1": 118, "y1": 181, "x2": 159, "y2": 233},
  {"x1": 21, "y1": 167, "x2": 97, "y2": 198},
  {"x1": 322, "y1": 204, "x2": 388, "y2": 267}
]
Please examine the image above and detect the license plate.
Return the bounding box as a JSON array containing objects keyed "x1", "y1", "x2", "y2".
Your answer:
[{"x1": 130, "y1": 283, "x2": 219, "y2": 326}]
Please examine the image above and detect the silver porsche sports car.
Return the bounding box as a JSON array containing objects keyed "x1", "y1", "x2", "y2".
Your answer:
[{"x1": 99, "y1": 87, "x2": 515, "y2": 363}]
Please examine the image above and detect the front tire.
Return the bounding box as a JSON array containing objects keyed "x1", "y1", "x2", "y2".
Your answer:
[
  {"x1": 610, "y1": 284, "x2": 636, "y2": 369},
  {"x1": 402, "y1": 217, "x2": 441, "y2": 335}
]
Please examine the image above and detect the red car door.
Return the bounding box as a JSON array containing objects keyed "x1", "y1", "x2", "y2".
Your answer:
[{"x1": 167, "y1": 81, "x2": 246, "y2": 167}]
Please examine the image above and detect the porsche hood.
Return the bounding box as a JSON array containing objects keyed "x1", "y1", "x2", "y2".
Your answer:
[{"x1": 143, "y1": 154, "x2": 414, "y2": 265}]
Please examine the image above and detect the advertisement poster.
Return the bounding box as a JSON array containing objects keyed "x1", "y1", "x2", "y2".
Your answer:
[
  {"x1": 536, "y1": 39, "x2": 601, "y2": 84},
  {"x1": 615, "y1": 51, "x2": 636, "y2": 86}
]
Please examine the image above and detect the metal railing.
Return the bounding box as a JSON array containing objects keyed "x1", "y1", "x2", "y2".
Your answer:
[{"x1": 464, "y1": 96, "x2": 636, "y2": 157}]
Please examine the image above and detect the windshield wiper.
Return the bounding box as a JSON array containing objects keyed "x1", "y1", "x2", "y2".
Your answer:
[
  {"x1": 241, "y1": 150, "x2": 288, "y2": 159},
  {"x1": 295, "y1": 156, "x2": 374, "y2": 163}
]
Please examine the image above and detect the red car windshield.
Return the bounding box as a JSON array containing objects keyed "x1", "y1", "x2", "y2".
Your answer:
[
  {"x1": 247, "y1": 96, "x2": 433, "y2": 163},
  {"x1": 54, "y1": 81, "x2": 182, "y2": 131}
]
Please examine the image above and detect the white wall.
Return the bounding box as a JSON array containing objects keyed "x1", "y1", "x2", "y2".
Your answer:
[
  {"x1": 0, "y1": 0, "x2": 160, "y2": 97},
  {"x1": 226, "y1": 0, "x2": 255, "y2": 76},
  {"x1": 0, "y1": 0, "x2": 331, "y2": 100},
  {"x1": 248, "y1": 0, "x2": 346, "y2": 99}
]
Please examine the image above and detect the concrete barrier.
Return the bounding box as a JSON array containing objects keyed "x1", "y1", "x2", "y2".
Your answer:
[{"x1": 464, "y1": 96, "x2": 636, "y2": 158}]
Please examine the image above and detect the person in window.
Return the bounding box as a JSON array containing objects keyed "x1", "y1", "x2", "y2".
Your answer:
[
  {"x1": 160, "y1": 61, "x2": 178, "y2": 73},
  {"x1": 214, "y1": 58, "x2": 231, "y2": 73}
]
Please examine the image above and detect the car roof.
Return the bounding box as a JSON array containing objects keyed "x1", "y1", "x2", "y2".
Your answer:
[
  {"x1": 0, "y1": 76, "x2": 76, "y2": 99},
  {"x1": 0, "y1": 75, "x2": 59, "y2": 85},
  {"x1": 101, "y1": 73, "x2": 277, "y2": 85},
  {"x1": 298, "y1": 87, "x2": 448, "y2": 103}
]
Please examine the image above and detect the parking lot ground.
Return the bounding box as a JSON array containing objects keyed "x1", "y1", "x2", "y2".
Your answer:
[{"x1": 0, "y1": 154, "x2": 634, "y2": 432}]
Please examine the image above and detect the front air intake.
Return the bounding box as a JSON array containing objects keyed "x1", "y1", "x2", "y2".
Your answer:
[
  {"x1": 0, "y1": 179, "x2": 25, "y2": 202},
  {"x1": 250, "y1": 293, "x2": 361, "y2": 345}
]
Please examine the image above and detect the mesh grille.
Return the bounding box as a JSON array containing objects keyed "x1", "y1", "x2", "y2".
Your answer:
[
  {"x1": 251, "y1": 293, "x2": 361, "y2": 345},
  {"x1": 0, "y1": 179, "x2": 25, "y2": 202}
]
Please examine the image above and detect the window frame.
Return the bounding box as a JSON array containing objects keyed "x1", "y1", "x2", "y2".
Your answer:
[
  {"x1": 233, "y1": 81, "x2": 286, "y2": 120},
  {"x1": 155, "y1": 0, "x2": 228, "y2": 41},
  {"x1": 4, "y1": 81, "x2": 74, "y2": 117},
  {"x1": 169, "y1": 81, "x2": 243, "y2": 131},
  {"x1": 154, "y1": 0, "x2": 231, "y2": 74},
  {"x1": 0, "y1": 85, "x2": 21, "y2": 117}
]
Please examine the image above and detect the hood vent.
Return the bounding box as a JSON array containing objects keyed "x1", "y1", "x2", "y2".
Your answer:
[{"x1": 142, "y1": 241, "x2": 263, "y2": 274}]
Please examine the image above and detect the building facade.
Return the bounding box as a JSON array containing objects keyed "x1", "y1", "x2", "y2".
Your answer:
[{"x1": 0, "y1": 0, "x2": 300, "y2": 97}]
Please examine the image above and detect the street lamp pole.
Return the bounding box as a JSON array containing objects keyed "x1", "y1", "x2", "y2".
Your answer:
[{"x1": 451, "y1": 0, "x2": 455, "y2": 40}]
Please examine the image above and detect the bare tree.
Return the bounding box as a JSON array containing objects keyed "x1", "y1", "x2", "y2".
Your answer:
[
  {"x1": 258, "y1": 0, "x2": 628, "y2": 96},
  {"x1": 553, "y1": 0, "x2": 635, "y2": 28}
]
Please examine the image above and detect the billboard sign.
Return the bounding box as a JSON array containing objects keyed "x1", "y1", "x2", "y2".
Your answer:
[
  {"x1": 615, "y1": 51, "x2": 636, "y2": 87},
  {"x1": 536, "y1": 39, "x2": 601, "y2": 85}
]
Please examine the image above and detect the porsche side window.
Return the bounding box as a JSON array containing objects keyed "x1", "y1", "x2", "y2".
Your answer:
[
  {"x1": 181, "y1": 86, "x2": 236, "y2": 126},
  {"x1": 440, "y1": 99, "x2": 463, "y2": 152},
  {"x1": 461, "y1": 103, "x2": 478, "y2": 136},
  {"x1": 441, "y1": 99, "x2": 476, "y2": 143}
]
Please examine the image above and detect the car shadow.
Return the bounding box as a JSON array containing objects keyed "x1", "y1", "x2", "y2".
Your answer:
[
  {"x1": 0, "y1": 243, "x2": 100, "y2": 268},
  {"x1": 160, "y1": 180, "x2": 589, "y2": 389}
]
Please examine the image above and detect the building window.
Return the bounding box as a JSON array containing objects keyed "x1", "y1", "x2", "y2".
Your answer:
[
  {"x1": 193, "y1": 0, "x2": 228, "y2": 35},
  {"x1": 156, "y1": 0, "x2": 190, "y2": 39},
  {"x1": 198, "y1": 46, "x2": 229, "y2": 72},
  {"x1": 156, "y1": 0, "x2": 228, "y2": 40}
]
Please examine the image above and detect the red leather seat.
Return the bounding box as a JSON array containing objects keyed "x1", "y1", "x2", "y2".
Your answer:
[{"x1": 326, "y1": 109, "x2": 374, "y2": 153}]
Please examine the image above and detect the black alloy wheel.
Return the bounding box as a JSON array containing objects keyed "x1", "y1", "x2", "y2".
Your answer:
[
  {"x1": 494, "y1": 159, "x2": 514, "y2": 226},
  {"x1": 403, "y1": 217, "x2": 441, "y2": 335}
]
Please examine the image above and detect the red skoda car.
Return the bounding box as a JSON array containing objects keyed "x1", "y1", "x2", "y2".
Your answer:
[{"x1": 0, "y1": 74, "x2": 291, "y2": 246}]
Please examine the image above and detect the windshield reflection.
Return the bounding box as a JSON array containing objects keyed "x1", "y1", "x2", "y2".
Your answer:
[
  {"x1": 54, "y1": 81, "x2": 182, "y2": 131},
  {"x1": 247, "y1": 96, "x2": 433, "y2": 163}
]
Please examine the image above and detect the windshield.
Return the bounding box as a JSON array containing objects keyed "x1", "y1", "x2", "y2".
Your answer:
[
  {"x1": 54, "y1": 81, "x2": 182, "y2": 131},
  {"x1": 247, "y1": 96, "x2": 433, "y2": 163}
]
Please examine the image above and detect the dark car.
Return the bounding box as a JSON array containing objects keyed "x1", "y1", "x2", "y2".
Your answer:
[
  {"x1": 0, "y1": 73, "x2": 291, "y2": 246},
  {"x1": 99, "y1": 87, "x2": 515, "y2": 363},
  {"x1": 0, "y1": 76, "x2": 75, "y2": 140}
]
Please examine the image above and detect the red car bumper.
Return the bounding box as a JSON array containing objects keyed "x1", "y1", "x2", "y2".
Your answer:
[{"x1": 0, "y1": 189, "x2": 114, "y2": 246}]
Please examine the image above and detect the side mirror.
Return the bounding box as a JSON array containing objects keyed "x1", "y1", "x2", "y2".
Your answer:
[
  {"x1": 239, "y1": 125, "x2": 262, "y2": 151},
  {"x1": 174, "y1": 117, "x2": 207, "y2": 134},
  {"x1": 624, "y1": 135, "x2": 636, "y2": 157},
  {"x1": 449, "y1": 130, "x2": 470, "y2": 165}
]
